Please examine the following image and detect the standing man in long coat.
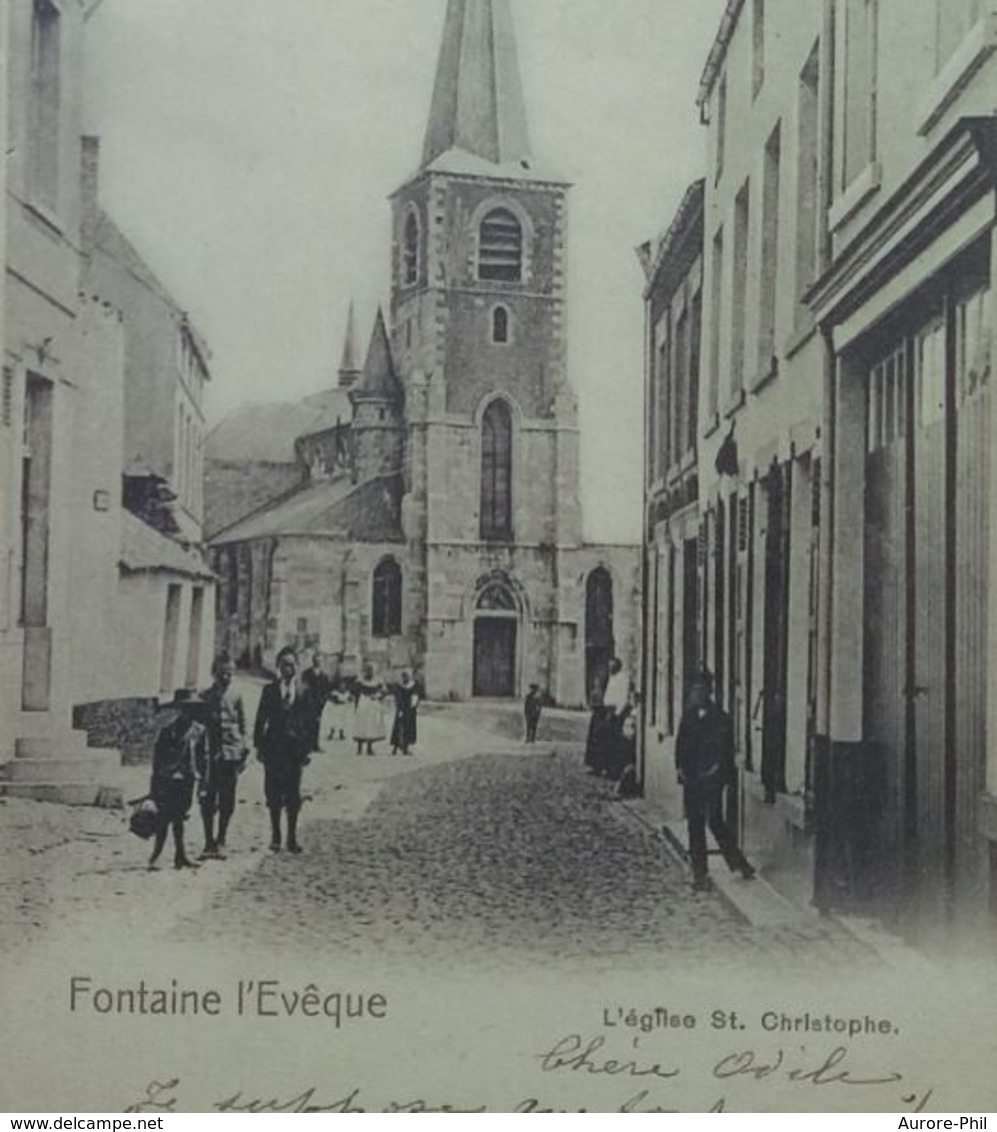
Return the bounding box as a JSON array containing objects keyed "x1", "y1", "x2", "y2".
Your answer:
[
  {"x1": 675, "y1": 670, "x2": 756, "y2": 892},
  {"x1": 254, "y1": 646, "x2": 311, "y2": 854}
]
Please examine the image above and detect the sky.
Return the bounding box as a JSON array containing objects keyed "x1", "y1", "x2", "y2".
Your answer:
[{"x1": 82, "y1": 0, "x2": 727, "y2": 543}]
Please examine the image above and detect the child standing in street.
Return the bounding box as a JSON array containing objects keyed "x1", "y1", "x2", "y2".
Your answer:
[{"x1": 524, "y1": 683, "x2": 544, "y2": 744}]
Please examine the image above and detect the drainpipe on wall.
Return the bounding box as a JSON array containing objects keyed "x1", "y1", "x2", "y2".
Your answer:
[
  {"x1": 638, "y1": 289, "x2": 651, "y2": 793},
  {"x1": 813, "y1": 0, "x2": 838, "y2": 911}
]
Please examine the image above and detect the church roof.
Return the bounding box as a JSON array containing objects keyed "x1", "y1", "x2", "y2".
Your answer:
[
  {"x1": 207, "y1": 387, "x2": 352, "y2": 464},
  {"x1": 421, "y1": 0, "x2": 532, "y2": 173},
  {"x1": 354, "y1": 309, "x2": 403, "y2": 401},
  {"x1": 209, "y1": 472, "x2": 405, "y2": 545}
]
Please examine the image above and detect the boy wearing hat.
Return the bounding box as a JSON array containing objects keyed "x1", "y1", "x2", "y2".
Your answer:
[{"x1": 148, "y1": 689, "x2": 210, "y2": 870}]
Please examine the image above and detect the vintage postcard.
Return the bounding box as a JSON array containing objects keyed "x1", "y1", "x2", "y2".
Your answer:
[{"x1": 1, "y1": 0, "x2": 996, "y2": 1115}]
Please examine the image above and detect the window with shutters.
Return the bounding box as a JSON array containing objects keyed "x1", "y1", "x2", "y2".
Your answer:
[
  {"x1": 480, "y1": 399, "x2": 513, "y2": 542},
  {"x1": 29, "y1": 0, "x2": 61, "y2": 211},
  {"x1": 478, "y1": 209, "x2": 523, "y2": 283},
  {"x1": 372, "y1": 558, "x2": 402, "y2": 638}
]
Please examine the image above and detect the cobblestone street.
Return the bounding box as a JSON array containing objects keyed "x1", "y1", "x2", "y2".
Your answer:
[
  {"x1": 172, "y1": 707, "x2": 876, "y2": 974},
  {"x1": 0, "y1": 703, "x2": 880, "y2": 974}
]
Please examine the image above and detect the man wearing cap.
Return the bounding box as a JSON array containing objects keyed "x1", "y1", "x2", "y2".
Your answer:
[
  {"x1": 675, "y1": 670, "x2": 756, "y2": 892},
  {"x1": 254, "y1": 645, "x2": 310, "y2": 854}
]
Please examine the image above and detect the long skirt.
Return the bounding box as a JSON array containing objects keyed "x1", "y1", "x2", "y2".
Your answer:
[
  {"x1": 353, "y1": 695, "x2": 385, "y2": 742},
  {"x1": 584, "y1": 708, "x2": 617, "y2": 775},
  {"x1": 390, "y1": 707, "x2": 417, "y2": 751}
]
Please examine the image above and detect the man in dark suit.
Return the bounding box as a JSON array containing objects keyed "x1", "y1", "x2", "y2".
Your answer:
[
  {"x1": 676, "y1": 670, "x2": 756, "y2": 892},
  {"x1": 254, "y1": 645, "x2": 310, "y2": 854}
]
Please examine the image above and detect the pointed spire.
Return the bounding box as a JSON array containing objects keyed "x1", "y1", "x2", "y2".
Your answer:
[
  {"x1": 338, "y1": 301, "x2": 362, "y2": 389},
  {"x1": 422, "y1": 0, "x2": 532, "y2": 171},
  {"x1": 354, "y1": 308, "x2": 403, "y2": 401}
]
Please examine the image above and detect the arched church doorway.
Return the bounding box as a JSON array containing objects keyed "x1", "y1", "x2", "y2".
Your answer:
[
  {"x1": 585, "y1": 567, "x2": 615, "y2": 705},
  {"x1": 472, "y1": 579, "x2": 519, "y2": 698}
]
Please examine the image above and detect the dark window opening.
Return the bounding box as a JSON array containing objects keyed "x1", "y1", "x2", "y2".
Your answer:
[
  {"x1": 403, "y1": 210, "x2": 419, "y2": 286},
  {"x1": 372, "y1": 558, "x2": 402, "y2": 638},
  {"x1": 480, "y1": 400, "x2": 513, "y2": 541},
  {"x1": 492, "y1": 305, "x2": 510, "y2": 344}
]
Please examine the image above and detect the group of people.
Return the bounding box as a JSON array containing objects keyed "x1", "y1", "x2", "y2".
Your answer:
[
  {"x1": 584, "y1": 657, "x2": 639, "y2": 794},
  {"x1": 583, "y1": 659, "x2": 755, "y2": 891},
  {"x1": 145, "y1": 645, "x2": 754, "y2": 895},
  {"x1": 142, "y1": 648, "x2": 424, "y2": 869}
]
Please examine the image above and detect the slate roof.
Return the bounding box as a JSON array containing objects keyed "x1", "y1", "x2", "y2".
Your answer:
[
  {"x1": 120, "y1": 510, "x2": 215, "y2": 580},
  {"x1": 422, "y1": 0, "x2": 532, "y2": 172},
  {"x1": 210, "y1": 473, "x2": 406, "y2": 546},
  {"x1": 354, "y1": 309, "x2": 403, "y2": 401},
  {"x1": 207, "y1": 388, "x2": 353, "y2": 464},
  {"x1": 639, "y1": 179, "x2": 706, "y2": 296}
]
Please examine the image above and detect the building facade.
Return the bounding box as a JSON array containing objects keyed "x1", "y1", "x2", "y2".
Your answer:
[
  {"x1": 1, "y1": 0, "x2": 216, "y2": 800},
  {"x1": 809, "y1": 0, "x2": 996, "y2": 934},
  {"x1": 209, "y1": 0, "x2": 640, "y2": 706},
  {"x1": 638, "y1": 181, "x2": 705, "y2": 808},
  {"x1": 79, "y1": 136, "x2": 216, "y2": 706},
  {"x1": 0, "y1": 0, "x2": 124, "y2": 801},
  {"x1": 640, "y1": 0, "x2": 996, "y2": 939}
]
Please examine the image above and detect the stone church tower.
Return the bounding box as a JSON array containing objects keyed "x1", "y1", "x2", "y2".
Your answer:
[
  {"x1": 207, "y1": 0, "x2": 639, "y2": 706},
  {"x1": 390, "y1": 0, "x2": 593, "y2": 703}
]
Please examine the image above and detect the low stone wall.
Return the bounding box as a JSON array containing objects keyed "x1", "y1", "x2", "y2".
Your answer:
[{"x1": 72, "y1": 697, "x2": 161, "y2": 766}]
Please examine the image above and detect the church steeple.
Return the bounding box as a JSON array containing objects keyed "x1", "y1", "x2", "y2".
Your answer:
[
  {"x1": 354, "y1": 308, "x2": 403, "y2": 403},
  {"x1": 421, "y1": 0, "x2": 532, "y2": 172},
  {"x1": 338, "y1": 301, "x2": 362, "y2": 390},
  {"x1": 349, "y1": 309, "x2": 405, "y2": 483}
]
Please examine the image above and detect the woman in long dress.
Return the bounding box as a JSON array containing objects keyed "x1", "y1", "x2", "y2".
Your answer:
[
  {"x1": 389, "y1": 670, "x2": 421, "y2": 755},
  {"x1": 353, "y1": 662, "x2": 386, "y2": 755}
]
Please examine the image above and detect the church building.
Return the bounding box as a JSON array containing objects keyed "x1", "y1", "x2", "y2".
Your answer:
[{"x1": 208, "y1": 0, "x2": 639, "y2": 707}]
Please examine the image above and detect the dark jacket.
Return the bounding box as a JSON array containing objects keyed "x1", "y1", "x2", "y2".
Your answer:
[
  {"x1": 675, "y1": 701, "x2": 736, "y2": 788},
  {"x1": 254, "y1": 680, "x2": 311, "y2": 764},
  {"x1": 301, "y1": 668, "x2": 333, "y2": 717},
  {"x1": 150, "y1": 718, "x2": 207, "y2": 817}
]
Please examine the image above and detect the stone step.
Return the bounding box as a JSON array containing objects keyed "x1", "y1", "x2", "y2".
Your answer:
[
  {"x1": 15, "y1": 734, "x2": 93, "y2": 760},
  {"x1": 1, "y1": 753, "x2": 119, "y2": 785},
  {"x1": 0, "y1": 782, "x2": 123, "y2": 807}
]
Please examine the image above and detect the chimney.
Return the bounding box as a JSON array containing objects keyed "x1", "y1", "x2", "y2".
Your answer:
[{"x1": 80, "y1": 136, "x2": 100, "y2": 249}]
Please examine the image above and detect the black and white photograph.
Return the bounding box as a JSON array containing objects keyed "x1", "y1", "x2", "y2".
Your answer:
[{"x1": 0, "y1": 0, "x2": 996, "y2": 1114}]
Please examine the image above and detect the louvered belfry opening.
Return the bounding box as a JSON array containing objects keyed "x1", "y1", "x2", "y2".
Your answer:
[{"x1": 478, "y1": 209, "x2": 523, "y2": 282}]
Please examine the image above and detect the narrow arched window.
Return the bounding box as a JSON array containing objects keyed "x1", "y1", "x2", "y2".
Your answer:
[
  {"x1": 480, "y1": 400, "x2": 513, "y2": 542},
  {"x1": 492, "y1": 305, "x2": 510, "y2": 344},
  {"x1": 478, "y1": 208, "x2": 522, "y2": 282},
  {"x1": 372, "y1": 558, "x2": 402, "y2": 638},
  {"x1": 403, "y1": 210, "x2": 419, "y2": 286}
]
